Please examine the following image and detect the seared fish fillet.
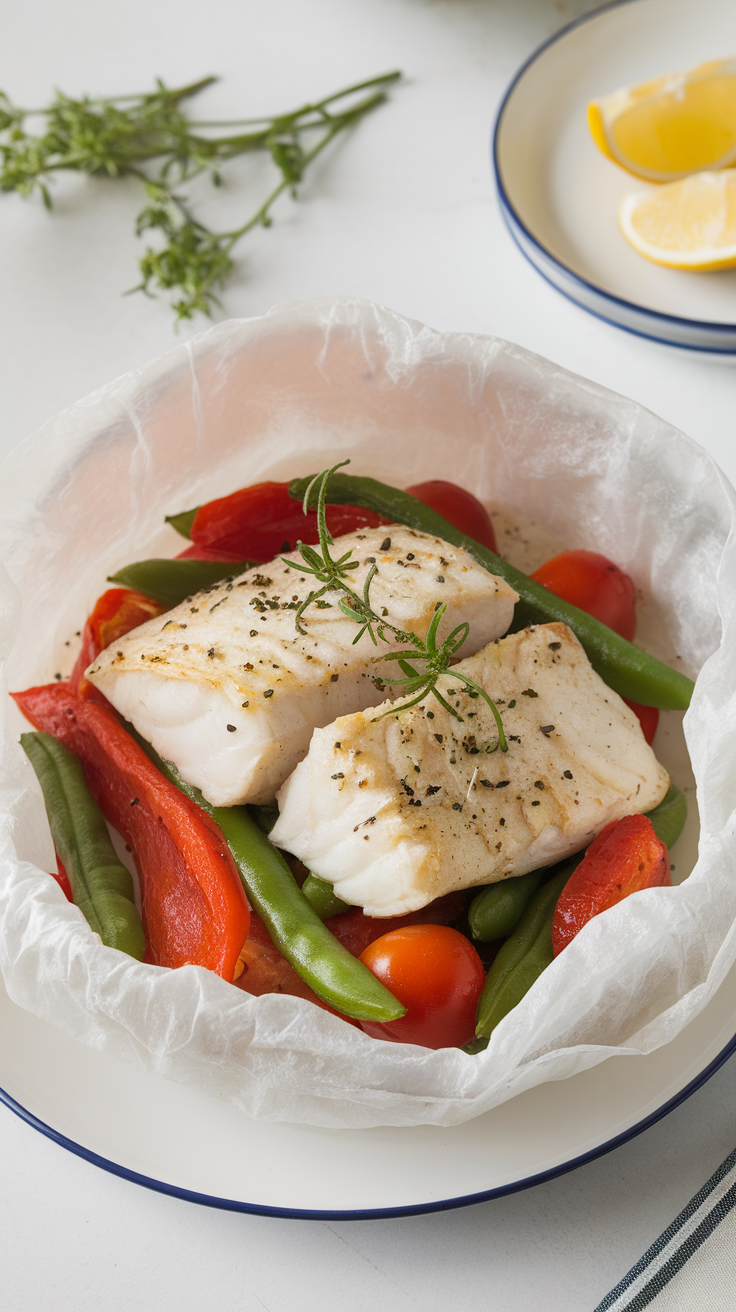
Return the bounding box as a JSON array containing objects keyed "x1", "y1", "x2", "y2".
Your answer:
[
  {"x1": 87, "y1": 525, "x2": 517, "y2": 806},
  {"x1": 271, "y1": 623, "x2": 670, "y2": 916}
]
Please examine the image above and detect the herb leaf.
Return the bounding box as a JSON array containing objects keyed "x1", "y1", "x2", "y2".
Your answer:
[
  {"x1": 287, "y1": 462, "x2": 508, "y2": 749},
  {"x1": 0, "y1": 72, "x2": 401, "y2": 324}
]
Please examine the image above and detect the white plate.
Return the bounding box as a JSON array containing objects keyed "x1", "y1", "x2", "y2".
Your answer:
[
  {"x1": 0, "y1": 301, "x2": 730, "y2": 1213},
  {"x1": 2, "y1": 959, "x2": 736, "y2": 1217},
  {"x1": 494, "y1": 0, "x2": 736, "y2": 353}
]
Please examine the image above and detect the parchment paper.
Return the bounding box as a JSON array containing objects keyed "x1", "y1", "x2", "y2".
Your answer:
[{"x1": 1, "y1": 297, "x2": 734, "y2": 1129}]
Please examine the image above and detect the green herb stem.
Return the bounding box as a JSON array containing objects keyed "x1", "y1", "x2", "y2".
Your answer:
[{"x1": 0, "y1": 71, "x2": 400, "y2": 323}]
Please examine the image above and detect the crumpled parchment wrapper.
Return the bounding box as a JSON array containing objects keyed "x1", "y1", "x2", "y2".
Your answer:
[{"x1": 1, "y1": 297, "x2": 734, "y2": 1130}]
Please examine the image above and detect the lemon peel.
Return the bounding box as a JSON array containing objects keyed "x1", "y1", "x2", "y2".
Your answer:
[{"x1": 618, "y1": 171, "x2": 736, "y2": 271}]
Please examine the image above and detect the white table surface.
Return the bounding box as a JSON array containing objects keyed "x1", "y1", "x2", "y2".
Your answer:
[{"x1": 2, "y1": 1, "x2": 735, "y2": 1307}]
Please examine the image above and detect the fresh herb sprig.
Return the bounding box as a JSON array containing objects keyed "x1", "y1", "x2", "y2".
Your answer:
[
  {"x1": 286, "y1": 462, "x2": 508, "y2": 749},
  {"x1": 0, "y1": 71, "x2": 400, "y2": 323}
]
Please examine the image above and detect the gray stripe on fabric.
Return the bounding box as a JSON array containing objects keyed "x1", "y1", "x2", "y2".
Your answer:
[{"x1": 595, "y1": 1147, "x2": 736, "y2": 1311}]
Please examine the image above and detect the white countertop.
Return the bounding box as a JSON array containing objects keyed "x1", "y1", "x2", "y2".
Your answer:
[{"x1": 2, "y1": 1, "x2": 735, "y2": 1307}]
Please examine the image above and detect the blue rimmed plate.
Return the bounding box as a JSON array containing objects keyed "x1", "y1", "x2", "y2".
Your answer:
[
  {"x1": 493, "y1": 0, "x2": 736, "y2": 353},
  {"x1": 2, "y1": 952, "x2": 736, "y2": 1218}
]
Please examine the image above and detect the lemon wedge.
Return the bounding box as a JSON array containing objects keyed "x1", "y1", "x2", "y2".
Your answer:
[
  {"x1": 618, "y1": 171, "x2": 736, "y2": 270},
  {"x1": 589, "y1": 57, "x2": 736, "y2": 182}
]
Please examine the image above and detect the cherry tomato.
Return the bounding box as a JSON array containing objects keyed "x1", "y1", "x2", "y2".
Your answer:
[
  {"x1": 405, "y1": 480, "x2": 498, "y2": 552},
  {"x1": 530, "y1": 549, "x2": 637, "y2": 641},
  {"x1": 552, "y1": 814, "x2": 670, "y2": 957},
  {"x1": 325, "y1": 891, "x2": 469, "y2": 958},
  {"x1": 623, "y1": 698, "x2": 659, "y2": 745},
  {"x1": 358, "y1": 924, "x2": 486, "y2": 1049}
]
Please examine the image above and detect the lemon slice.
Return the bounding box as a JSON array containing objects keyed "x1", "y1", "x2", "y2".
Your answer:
[
  {"x1": 589, "y1": 57, "x2": 736, "y2": 182},
  {"x1": 618, "y1": 171, "x2": 736, "y2": 270}
]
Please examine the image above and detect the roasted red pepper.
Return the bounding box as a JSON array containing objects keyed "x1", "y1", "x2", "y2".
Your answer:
[
  {"x1": 12, "y1": 682, "x2": 250, "y2": 979},
  {"x1": 175, "y1": 543, "x2": 245, "y2": 563},
  {"x1": 189, "y1": 481, "x2": 390, "y2": 562},
  {"x1": 552, "y1": 813, "x2": 670, "y2": 956},
  {"x1": 70, "y1": 588, "x2": 165, "y2": 699}
]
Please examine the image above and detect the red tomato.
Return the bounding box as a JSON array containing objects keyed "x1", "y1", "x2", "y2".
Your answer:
[
  {"x1": 325, "y1": 892, "x2": 469, "y2": 958},
  {"x1": 530, "y1": 549, "x2": 636, "y2": 640},
  {"x1": 623, "y1": 698, "x2": 659, "y2": 746},
  {"x1": 358, "y1": 924, "x2": 485, "y2": 1049},
  {"x1": 552, "y1": 814, "x2": 670, "y2": 957},
  {"x1": 405, "y1": 480, "x2": 498, "y2": 552}
]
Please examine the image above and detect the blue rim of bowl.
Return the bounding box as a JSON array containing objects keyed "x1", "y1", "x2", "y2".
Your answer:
[
  {"x1": 491, "y1": 0, "x2": 736, "y2": 354},
  {"x1": 2, "y1": 1027, "x2": 735, "y2": 1219}
]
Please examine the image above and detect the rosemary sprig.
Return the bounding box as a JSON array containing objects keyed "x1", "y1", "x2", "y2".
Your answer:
[
  {"x1": 0, "y1": 72, "x2": 400, "y2": 323},
  {"x1": 285, "y1": 462, "x2": 508, "y2": 749}
]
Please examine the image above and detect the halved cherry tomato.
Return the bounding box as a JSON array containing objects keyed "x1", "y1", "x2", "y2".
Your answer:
[
  {"x1": 405, "y1": 480, "x2": 497, "y2": 552},
  {"x1": 623, "y1": 698, "x2": 659, "y2": 745},
  {"x1": 358, "y1": 924, "x2": 485, "y2": 1048},
  {"x1": 530, "y1": 549, "x2": 637, "y2": 641},
  {"x1": 552, "y1": 813, "x2": 670, "y2": 957},
  {"x1": 189, "y1": 482, "x2": 390, "y2": 562}
]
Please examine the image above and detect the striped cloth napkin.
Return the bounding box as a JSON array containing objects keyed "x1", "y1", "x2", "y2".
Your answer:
[{"x1": 596, "y1": 1147, "x2": 736, "y2": 1310}]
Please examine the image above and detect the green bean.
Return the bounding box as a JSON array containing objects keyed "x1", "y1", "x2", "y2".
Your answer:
[
  {"x1": 132, "y1": 735, "x2": 404, "y2": 1022},
  {"x1": 468, "y1": 869, "x2": 546, "y2": 942},
  {"x1": 107, "y1": 558, "x2": 253, "y2": 609},
  {"x1": 646, "y1": 783, "x2": 688, "y2": 849},
  {"x1": 474, "y1": 856, "x2": 580, "y2": 1042},
  {"x1": 21, "y1": 732, "x2": 145, "y2": 959},
  {"x1": 214, "y1": 807, "x2": 404, "y2": 1020},
  {"x1": 250, "y1": 803, "x2": 280, "y2": 836},
  {"x1": 302, "y1": 873, "x2": 351, "y2": 919},
  {"x1": 165, "y1": 508, "x2": 198, "y2": 538},
  {"x1": 289, "y1": 472, "x2": 694, "y2": 711}
]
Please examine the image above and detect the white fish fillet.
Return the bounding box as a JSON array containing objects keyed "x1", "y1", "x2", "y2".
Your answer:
[
  {"x1": 271, "y1": 623, "x2": 670, "y2": 916},
  {"x1": 87, "y1": 525, "x2": 517, "y2": 806}
]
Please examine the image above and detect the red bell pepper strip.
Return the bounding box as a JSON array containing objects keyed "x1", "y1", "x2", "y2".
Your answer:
[
  {"x1": 12, "y1": 682, "x2": 250, "y2": 979},
  {"x1": 175, "y1": 543, "x2": 245, "y2": 563},
  {"x1": 51, "y1": 853, "x2": 74, "y2": 902},
  {"x1": 187, "y1": 481, "x2": 390, "y2": 563},
  {"x1": 70, "y1": 588, "x2": 165, "y2": 699},
  {"x1": 552, "y1": 813, "x2": 670, "y2": 957}
]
